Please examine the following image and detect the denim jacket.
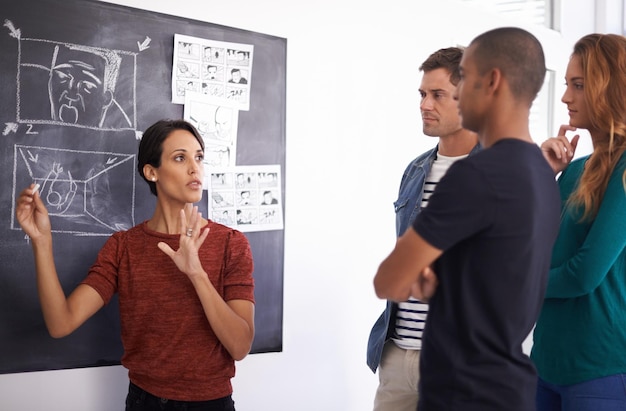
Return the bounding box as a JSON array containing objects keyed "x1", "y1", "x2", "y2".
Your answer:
[{"x1": 366, "y1": 143, "x2": 481, "y2": 373}]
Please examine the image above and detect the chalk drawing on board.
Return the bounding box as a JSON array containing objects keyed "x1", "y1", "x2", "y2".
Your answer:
[
  {"x1": 4, "y1": 20, "x2": 138, "y2": 132},
  {"x1": 11, "y1": 144, "x2": 136, "y2": 236}
]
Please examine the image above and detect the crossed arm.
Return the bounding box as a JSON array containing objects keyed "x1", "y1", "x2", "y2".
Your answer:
[{"x1": 374, "y1": 226, "x2": 442, "y2": 302}]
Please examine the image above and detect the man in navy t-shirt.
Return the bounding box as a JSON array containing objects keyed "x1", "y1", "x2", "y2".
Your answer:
[{"x1": 374, "y1": 27, "x2": 561, "y2": 411}]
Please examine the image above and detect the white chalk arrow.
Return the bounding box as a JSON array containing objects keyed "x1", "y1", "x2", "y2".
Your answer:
[
  {"x1": 4, "y1": 19, "x2": 20, "y2": 39},
  {"x1": 3, "y1": 122, "x2": 18, "y2": 135},
  {"x1": 137, "y1": 36, "x2": 151, "y2": 51},
  {"x1": 27, "y1": 150, "x2": 38, "y2": 163}
]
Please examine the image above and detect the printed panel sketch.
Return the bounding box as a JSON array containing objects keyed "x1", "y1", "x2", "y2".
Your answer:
[
  {"x1": 208, "y1": 165, "x2": 283, "y2": 232},
  {"x1": 173, "y1": 33, "x2": 253, "y2": 110},
  {"x1": 11, "y1": 144, "x2": 136, "y2": 235},
  {"x1": 184, "y1": 91, "x2": 239, "y2": 178},
  {"x1": 5, "y1": 20, "x2": 138, "y2": 132}
]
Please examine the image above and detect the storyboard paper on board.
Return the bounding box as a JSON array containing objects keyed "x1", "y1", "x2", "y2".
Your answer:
[
  {"x1": 172, "y1": 34, "x2": 253, "y2": 110},
  {"x1": 208, "y1": 165, "x2": 283, "y2": 232},
  {"x1": 183, "y1": 91, "x2": 239, "y2": 187}
]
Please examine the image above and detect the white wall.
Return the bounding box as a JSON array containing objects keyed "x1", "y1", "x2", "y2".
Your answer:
[{"x1": 0, "y1": 1, "x2": 612, "y2": 410}]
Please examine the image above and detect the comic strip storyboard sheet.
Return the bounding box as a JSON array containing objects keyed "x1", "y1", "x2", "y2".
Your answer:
[
  {"x1": 183, "y1": 91, "x2": 239, "y2": 184},
  {"x1": 172, "y1": 34, "x2": 253, "y2": 110},
  {"x1": 208, "y1": 165, "x2": 283, "y2": 232},
  {"x1": 174, "y1": 34, "x2": 281, "y2": 234}
]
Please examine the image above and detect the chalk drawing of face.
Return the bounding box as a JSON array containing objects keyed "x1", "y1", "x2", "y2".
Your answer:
[{"x1": 48, "y1": 44, "x2": 119, "y2": 127}]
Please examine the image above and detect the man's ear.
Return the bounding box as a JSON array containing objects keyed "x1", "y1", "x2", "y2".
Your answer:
[{"x1": 486, "y1": 68, "x2": 502, "y2": 95}]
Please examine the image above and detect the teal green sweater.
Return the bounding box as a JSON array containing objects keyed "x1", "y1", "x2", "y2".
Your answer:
[{"x1": 531, "y1": 154, "x2": 626, "y2": 385}]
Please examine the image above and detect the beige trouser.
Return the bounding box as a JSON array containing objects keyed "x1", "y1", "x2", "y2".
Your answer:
[{"x1": 373, "y1": 341, "x2": 420, "y2": 411}]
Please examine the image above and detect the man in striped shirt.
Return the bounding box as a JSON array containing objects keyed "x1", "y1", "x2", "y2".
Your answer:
[{"x1": 367, "y1": 47, "x2": 479, "y2": 411}]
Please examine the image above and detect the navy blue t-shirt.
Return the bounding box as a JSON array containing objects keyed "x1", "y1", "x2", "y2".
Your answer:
[{"x1": 413, "y1": 139, "x2": 560, "y2": 411}]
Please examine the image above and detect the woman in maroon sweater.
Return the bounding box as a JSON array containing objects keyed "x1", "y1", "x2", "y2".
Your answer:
[{"x1": 15, "y1": 119, "x2": 255, "y2": 411}]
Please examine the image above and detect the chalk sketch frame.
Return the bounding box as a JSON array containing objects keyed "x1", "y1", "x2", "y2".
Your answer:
[{"x1": 0, "y1": 0, "x2": 285, "y2": 374}]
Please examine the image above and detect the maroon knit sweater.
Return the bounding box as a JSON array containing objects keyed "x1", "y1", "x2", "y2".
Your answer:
[{"x1": 82, "y1": 220, "x2": 255, "y2": 401}]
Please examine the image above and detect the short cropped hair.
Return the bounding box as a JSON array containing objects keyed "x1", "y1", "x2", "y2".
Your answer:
[{"x1": 469, "y1": 27, "x2": 546, "y2": 105}]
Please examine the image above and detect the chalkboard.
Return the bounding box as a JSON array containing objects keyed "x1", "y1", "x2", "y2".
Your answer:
[{"x1": 0, "y1": 0, "x2": 285, "y2": 374}]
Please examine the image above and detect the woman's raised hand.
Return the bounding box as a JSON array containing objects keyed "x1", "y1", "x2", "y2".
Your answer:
[
  {"x1": 541, "y1": 125, "x2": 580, "y2": 174},
  {"x1": 15, "y1": 183, "x2": 52, "y2": 241},
  {"x1": 157, "y1": 204, "x2": 210, "y2": 279}
]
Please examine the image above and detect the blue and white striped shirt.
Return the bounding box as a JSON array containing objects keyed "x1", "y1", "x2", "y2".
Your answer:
[{"x1": 393, "y1": 153, "x2": 467, "y2": 349}]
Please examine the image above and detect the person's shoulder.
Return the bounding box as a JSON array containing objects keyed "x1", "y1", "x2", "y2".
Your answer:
[
  {"x1": 616, "y1": 151, "x2": 626, "y2": 169},
  {"x1": 567, "y1": 155, "x2": 589, "y2": 171},
  {"x1": 478, "y1": 140, "x2": 546, "y2": 171},
  {"x1": 99, "y1": 223, "x2": 143, "y2": 254},
  {"x1": 469, "y1": 142, "x2": 483, "y2": 155},
  {"x1": 110, "y1": 222, "x2": 153, "y2": 248},
  {"x1": 208, "y1": 220, "x2": 247, "y2": 238},
  {"x1": 208, "y1": 221, "x2": 252, "y2": 252},
  {"x1": 490, "y1": 138, "x2": 534, "y2": 150},
  {"x1": 406, "y1": 146, "x2": 437, "y2": 166},
  {"x1": 207, "y1": 219, "x2": 229, "y2": 231},
  {"x1": 126, "y1": 220, "x2": 160, "y2": 236},
  {"x1": 605, "y1": 151, "x2": 626, "y2": 180},
  {"x1": 110, "y1": 222, "x2": 141, "y2": 239},
  {"x1": 479, "y1": 139, "x2": 540, "y2": 161}
]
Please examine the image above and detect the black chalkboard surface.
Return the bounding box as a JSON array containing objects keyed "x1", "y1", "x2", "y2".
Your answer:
[{"x1": 0, "y1": 0, "x2": 285, "y2": 374}]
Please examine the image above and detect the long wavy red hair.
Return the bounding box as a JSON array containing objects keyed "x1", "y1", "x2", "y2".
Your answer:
[{"x1": 567, "y1": 34, "x2": 626, "y2": 220}]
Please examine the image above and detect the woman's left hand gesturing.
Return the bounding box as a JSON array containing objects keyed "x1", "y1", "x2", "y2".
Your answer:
[{"x1": 157, "y1": 204, "x2": 210, "y2": 279}]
